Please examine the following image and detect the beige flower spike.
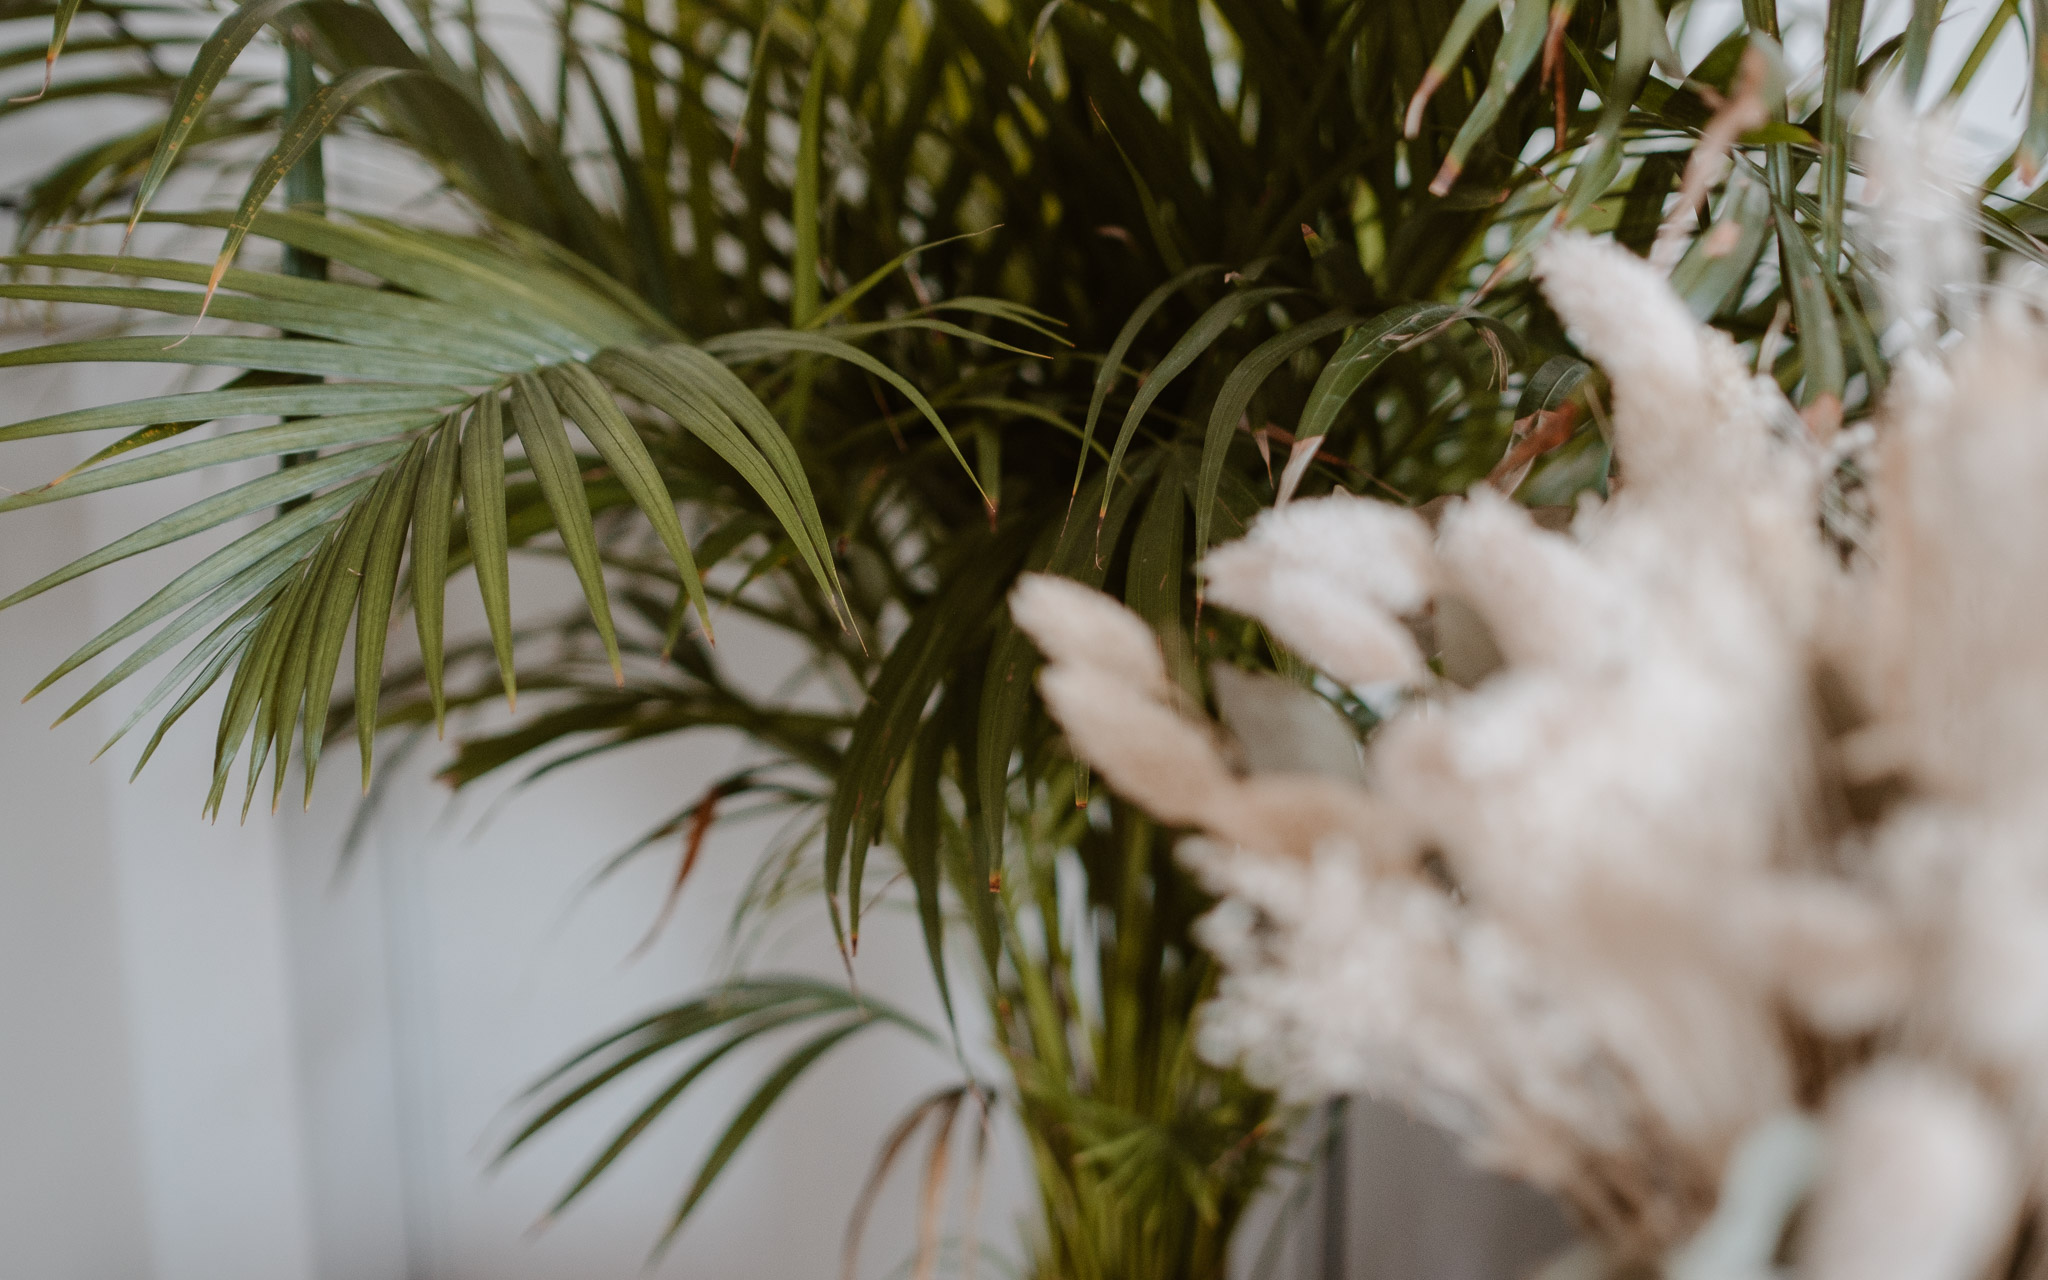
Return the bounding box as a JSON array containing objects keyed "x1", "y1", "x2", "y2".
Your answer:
[{"x1": 1012, "y1": 102, "x2": 2047, "y2": 1280}]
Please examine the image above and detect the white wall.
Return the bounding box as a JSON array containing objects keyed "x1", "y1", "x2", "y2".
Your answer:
[
  {"x1": 0, "y1": 417, "x2": 1557, "y2": 1280},
  {"x1": 0, "y1": 45, "x2": 1029, "y2": 1280},
  {"x1": 0, "y1": 364, "x2": 1566, "y2": 1280},
  {"x1": 0, "y1": 354, "x2": 1026, "y2": 1279},
  {"x1": 0, "y1": 390, "x2": 155, "y2": 1280},
  {"x1": 0, "y1": 364, "x2": 321, "y2": 1280}
]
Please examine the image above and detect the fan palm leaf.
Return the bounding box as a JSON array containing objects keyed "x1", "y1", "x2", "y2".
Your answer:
[{"x1": 0, "y1": 207, "x2": 1026, "y2": 816}]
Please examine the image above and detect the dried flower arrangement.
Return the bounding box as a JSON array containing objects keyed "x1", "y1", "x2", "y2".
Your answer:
[{"x1": 1011, "y1": 104, "x2": 2048, "y2": 1280}]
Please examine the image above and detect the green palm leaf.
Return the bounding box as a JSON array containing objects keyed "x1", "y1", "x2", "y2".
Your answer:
[{"x1": 0, "y1": 217, "x2": 995, "y2": 795}]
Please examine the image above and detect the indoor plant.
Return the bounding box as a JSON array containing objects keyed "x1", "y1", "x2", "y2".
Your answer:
[{"x1": 1, "y1": 0, "x2": 2040, "y2": 1273}]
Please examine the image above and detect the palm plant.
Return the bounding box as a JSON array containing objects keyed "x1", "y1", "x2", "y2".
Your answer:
[{"x1": 3, "y1": 0, "x2": 2043, "y2": 1274}]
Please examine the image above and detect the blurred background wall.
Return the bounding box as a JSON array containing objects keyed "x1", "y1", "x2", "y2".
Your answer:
[
  {"x1": 0, "y1": 371, "x2": 1006, "y2": 1280},
  {"x1": 0, "y1": 355, "x2": 1019, "y2": 1280},
  {"x1": 0, "y1": 247, "x2": 1566, "y2": 1280},
  {"x1": 0, "y1": 365, "x2": 1569, "y2": 1280}
]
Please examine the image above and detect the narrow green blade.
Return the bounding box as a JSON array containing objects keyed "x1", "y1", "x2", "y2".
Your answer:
[
  {"x1": 351, "y1": 438, "x2": 430, "y2": 792},
  {"x1": 1071, "y1": 262, "x2": 1219, "y2": 499},
  {"x1": 55, "y1": 527, "x2": 323, "y2": 730},
  {"x1": 460, "y1": 391, "x2": 517, "y2": 705},
  {"x1": 0, "y1": 382, "x2": 463, "y2": 445},
  {"x1": 0, "y1": 444, "x2": 402, "y2": 612},
  {"x1": 1101, "y1": 285, "x2": 1296, "y2": 516},
  {"x1": 541, "y1": 363, "x2": 712, "y2": 645},
  {"x1": 33, "y1": 479, "x2": 370, "y2": 701},
  {"x1": 592, "y1": 347, "x2": 840, "y2": 623},
  {"x1": 200, "y1": 67, "x2": 412, "y2": 319},
  {"x1": 0, "y1": 334, "x2": 490, "y2": 384},
  {"x1": 654, "y1": 1020, "x2": 876, "y2": 1252},
  {"x1": 411, "y1": 414, "x2": 461, "y2": 732},
  {"x1": 790, "y1": 45, "x2": 827, "y2": 326},
  {"x1": 127, "y1": 0, "x2": 317, "y2": 237},
  {"x1": 703, "y1": 329, "x2": 991, "y2": 511},
  {"x1": 0, "y1": 410, "x2": 436, "y2": 512},
  {"x1": 509, "y1": 372, "x2": 622, "y2": 681},
  {"x1": 1195, "y1": 310, "x2": 1355, "y2": 553},
  {"x1": 14, "y1": 0, "x2": 86, "y2": 102}
]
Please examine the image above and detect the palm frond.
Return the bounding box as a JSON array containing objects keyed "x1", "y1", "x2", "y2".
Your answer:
[{"x1": 0, "y1": 209, "x2": 1021, "y2": 813}]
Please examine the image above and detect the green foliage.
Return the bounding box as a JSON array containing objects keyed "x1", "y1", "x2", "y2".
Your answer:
[
  {"x1": 5, "y1": 0, "x2": 2047, "y2": 1273},
  {"x1": 503, "y1": 977, "x2": 937, "y2": 1254}
]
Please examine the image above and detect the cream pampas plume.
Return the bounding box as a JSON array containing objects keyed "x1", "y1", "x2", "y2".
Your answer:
[
  {"x1": 1009, "y1": 102, "x2": 2048, "y2": 1278},
  {"x1": 1010, "y1": 574, "x2": 1385, "y2": 864},
  {"x1": 1802, "y1": 1067, "x2": 2018, "y2": 1280},
  {"x1": 1198, "y1": 496, "x2": 1436, "y2": 686}
]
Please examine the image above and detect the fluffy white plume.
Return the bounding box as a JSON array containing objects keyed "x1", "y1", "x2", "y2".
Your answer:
[
  {"x1": 1011, "y1": 573, "x2": 1386, "y2": 864},
  {"x1": 1015, "y1": 110, "x2": 2048, "y2": 1278},
  {"x1": 1009, "y1": 573, "x2": 1171, "y2": 695},
  {"x1": 1199, "y1": 495, "x2": 1436, "y2": 686},
  {"x1": 1861, "y1": 91, "x2": 1981, "y2": 345},
  {"x1": 1534, "y1": 233, "x2": 1776, "y2": 493},
  {"x1": 1803, "y1": 1067, "x2": 2018, "y2": 1280}
]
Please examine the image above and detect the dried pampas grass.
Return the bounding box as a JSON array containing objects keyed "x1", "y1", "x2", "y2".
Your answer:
[{"x1": 1009, "y1": 101, "x2": 2048, "y2": 1279}]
